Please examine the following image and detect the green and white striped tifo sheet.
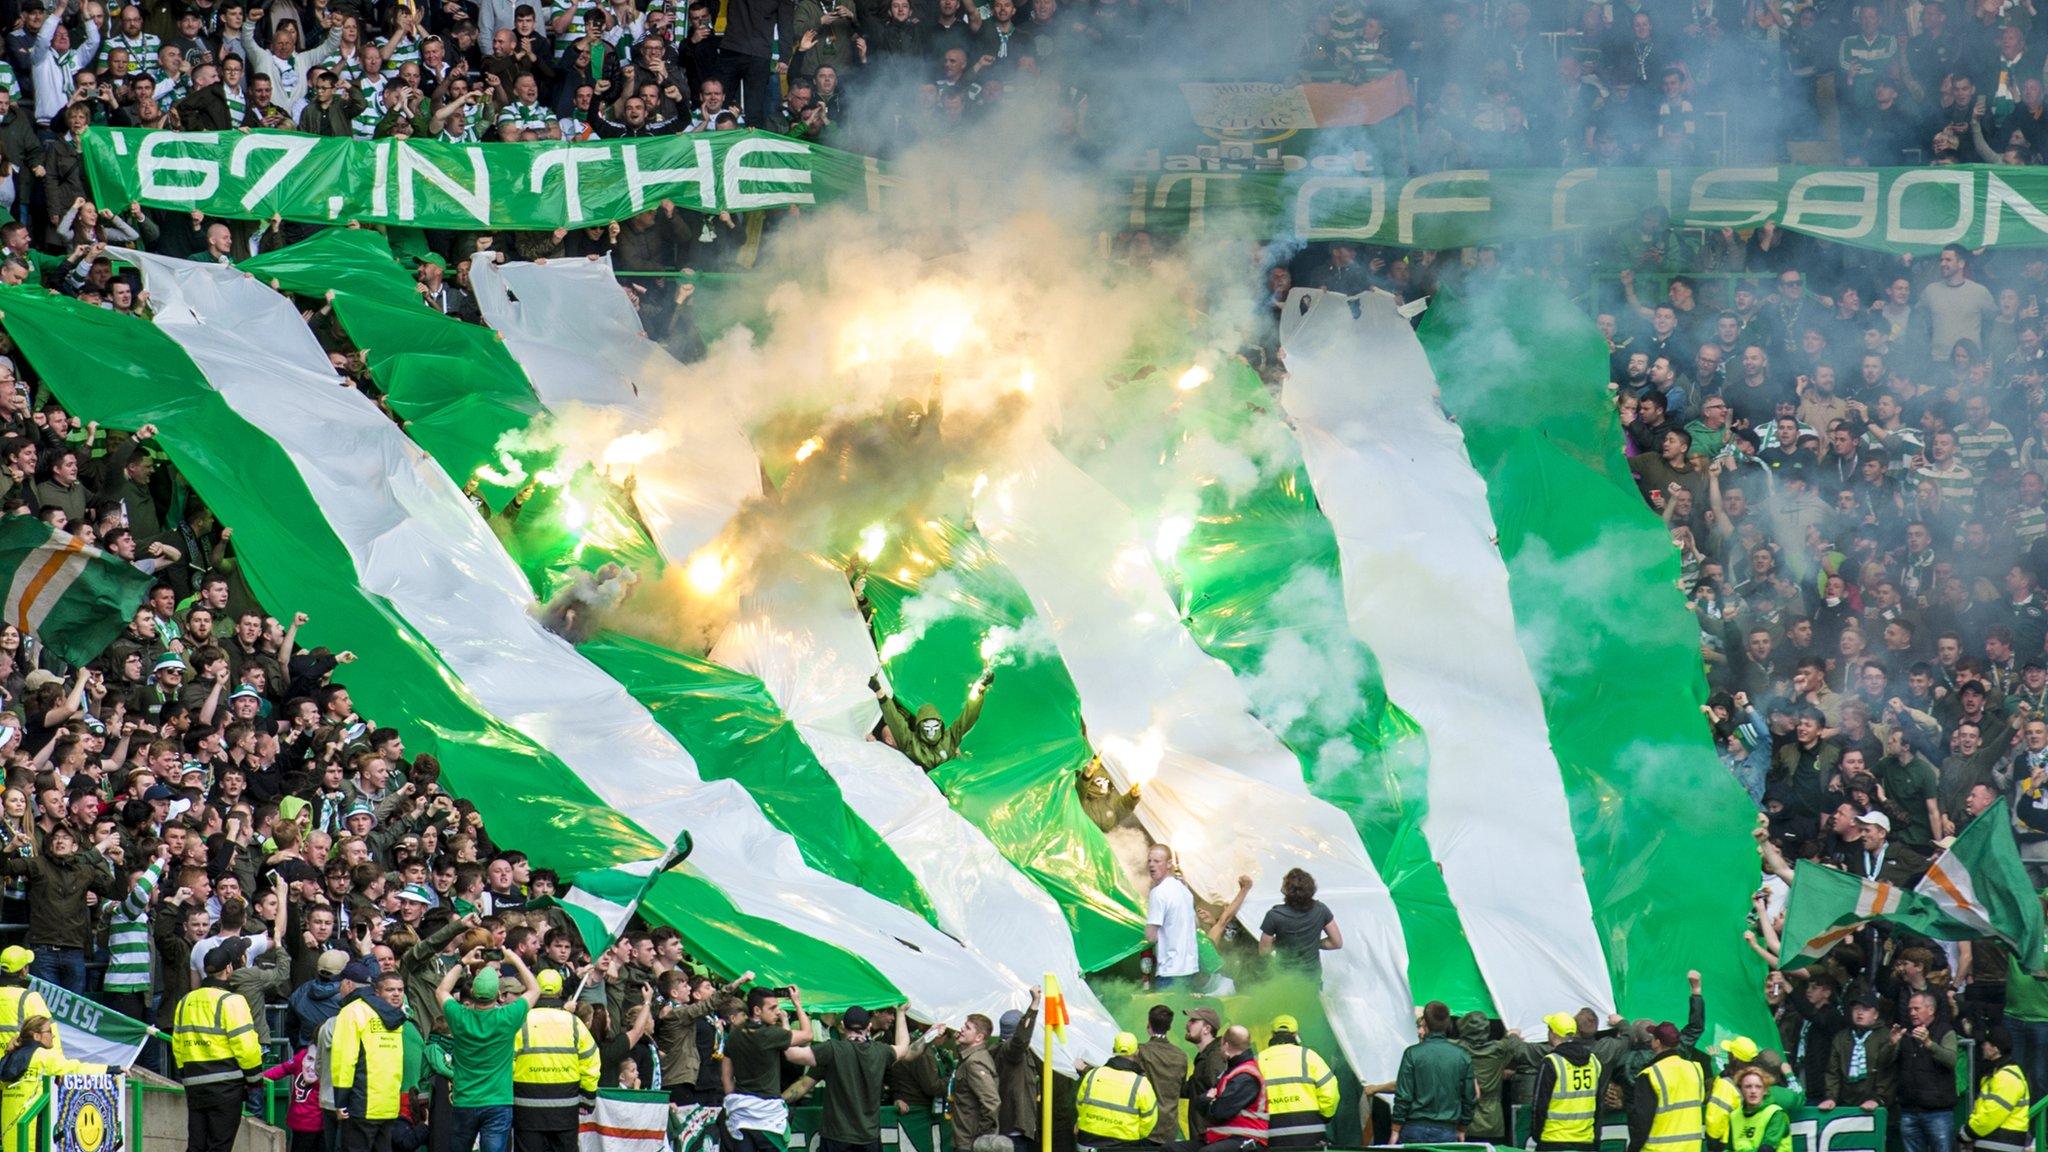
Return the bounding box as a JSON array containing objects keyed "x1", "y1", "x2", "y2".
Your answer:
[{"x1": 0, "y1": 249, "x2": 1770, "y2": 1078}]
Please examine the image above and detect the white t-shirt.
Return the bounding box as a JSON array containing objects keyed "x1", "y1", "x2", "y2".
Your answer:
[
  {"x1": 189, "y1": 931, "x2": 271, "y2": 981},
  {"x1": 1147, "y1": 875, "x2": 1199, "y2": 978}
]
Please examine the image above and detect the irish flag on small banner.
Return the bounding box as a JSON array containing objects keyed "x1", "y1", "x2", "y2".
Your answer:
[
  {"x1": 0, "y1": 518, "x2": 151, "y2": 666},
  {"x1": 579, "y1": 1091, "x2": 669, "y2": 1152},
  {"x1": 1781, "y1": 860, "x2": 1973, "y2": 969},
  {"x1": 535, "y1": 832, "x2": 693, "y2": 958},
  {"x1": 1917, "y1": 799, "x2": 2045, "y2": 970}
]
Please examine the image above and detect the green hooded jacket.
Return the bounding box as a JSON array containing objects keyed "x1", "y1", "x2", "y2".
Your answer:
[
  {"x1": 1456, "y1": 1011, "x2": 1536, "y2": 1142},
  {"x1": 879, "y1": 695, "x2": 984, "y2": 772}
]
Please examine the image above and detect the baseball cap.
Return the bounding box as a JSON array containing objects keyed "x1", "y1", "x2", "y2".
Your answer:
[
  {"x1": 1543, "y1": 1012, "x2": 1578, "y2": 1038},
  {"x1": 341, "y1": 960, "x2": 377, "y2": 985},
  {"x1": 1270, "y1": 1014, "x2": 1299, "y2": 1035},
  {"x1": 395, "y1": 883, "x2": 436, "y2": 906},
  {"x1": 1112, "y1": 1031, "x2": 1138, "y2": 1056},
  {"x1": 1184, "y1": 1007, "x2": 1221, "y2": 1031},
  {"x1": 316, "y1": 949, "x2": 350, "y2": 977},
  {"x1": 536, "y1": 969, "x2": 564, "y2": 997},
  {"x1": 0, "y1": 946, "x2": 33, "y2": 974},
  {"x1": 228, "y1": 685, "x2": 261, "y2": 702},
  {"x1": 343, "y1": 799, "x2": 375, "y2": 822},
  {"x1": 998, "y1": 1009, "x2": 1023, "y2": 1040},
  {"x1": 1856, "y1": 811, "x2": 1892, "y2": 832},
  {"x1": 153, "y1": 653, "x2": 187, "y2": 674},
  {"x1": 470, "y1": 967, "x2": 501, "y2": 1000},
  {"x1": 842, "y1": 1005, "x2": 871, "y2": 1031},
  {"x1": 143, "y1": 784, "x2": 176, "y2": 802},
  {"x1": 1720, "y1": 1036, "x2": 1760, "y2": 1063}
]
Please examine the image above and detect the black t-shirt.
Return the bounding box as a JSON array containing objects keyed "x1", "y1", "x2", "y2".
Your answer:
[
  {"x1": 812, "y1": 1035, "x2": 896, "y2": 1144},
  {"x1": 1260, "y1": 901, "x2": 1335, "y2": 972},
  {"x1": 726, "y1": 1019, "x2": 794, "y2": 1096},
  {"x1": 693, "y1": 1016, "x2": 722, "y2": 1091}
]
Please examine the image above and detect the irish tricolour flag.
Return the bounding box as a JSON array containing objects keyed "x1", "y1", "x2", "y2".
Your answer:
[
  {"x1": 1783, "y1": 803, "x2": 2044, "y2": 971},
  {"x1": 543, "y1": 833, "x2": 694, "y2": 958},
  {"x1": 1780, "y1": 862, "x2": 1970, "y2": 969},
  {"x1": 1919, "y1": 799, "x2": 2045, "y2": 968},
  {"x1": 0, "y1": 518, "x2": 150, "y2": 666}
]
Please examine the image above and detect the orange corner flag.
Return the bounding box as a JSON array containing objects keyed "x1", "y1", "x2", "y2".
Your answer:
[{"x1": 1043, "y1": 972, "x2": 1069, "y2": 1042}]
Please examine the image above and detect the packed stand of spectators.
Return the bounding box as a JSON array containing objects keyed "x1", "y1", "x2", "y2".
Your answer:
[
  {"x1": 1563, "y1": 161, "x2": 2048, "y2": 1148},
  {"x1": 0, "y1": 391, "x2": 803, "y2": 1149}
]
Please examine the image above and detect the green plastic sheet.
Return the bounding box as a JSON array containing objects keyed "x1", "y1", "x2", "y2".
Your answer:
[
  {"x1": 1419, "y1": 288, "x2": 1773, "y2": 1038},
  {"x1": 861, "y1": 521, "x2": 1151, "y2": 972}
]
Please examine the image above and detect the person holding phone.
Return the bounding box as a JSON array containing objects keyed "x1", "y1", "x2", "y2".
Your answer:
[{"x1": 438, "y1": 945, "x2": 542, "y2": 1152}]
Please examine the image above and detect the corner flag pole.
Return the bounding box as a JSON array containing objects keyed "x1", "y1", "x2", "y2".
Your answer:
[{"x1": 1042, "y1": 972, "x2": 1069, "y2": 1152}]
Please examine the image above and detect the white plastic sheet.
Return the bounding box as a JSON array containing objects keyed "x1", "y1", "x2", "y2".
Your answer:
[
  {"x1": 711, "y1": 562, "x2": 1119, "y2": 1064},
  {"x1": 975, "y1": 433, "x2": 1417, "y2": 1079},
  {"x1": 467, "y1": 255, "x2": 1109, "y2": 1044},
  {"x1": 123, "y1": 251, "x2": 1027, "y2": 1028},
  {"x1": 467, "y1": 253, "x2": 759, "y2": 565},
  {"x1": 1279, "y1": 289, "x2": 1616, "y2": 1035}
]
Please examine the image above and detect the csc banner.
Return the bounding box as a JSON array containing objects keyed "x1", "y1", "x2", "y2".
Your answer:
[
  {"x1": 82, "y1": 127, "x2": 881, "y2": 230},
  {"x1": 27, "y1": 977, "x2": 149, "y2": 1069}
]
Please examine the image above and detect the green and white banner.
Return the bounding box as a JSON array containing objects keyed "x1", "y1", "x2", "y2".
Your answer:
[
  {"x1": 29, "y1": 977, "x2": 149, "y2": 1068},
  {"x1": 1124, "y1": 164, "x2": 2048, "y2": 251},
  {"x1": 82, "y1": 127, "x2": 877, "y2": 230},
  {"x1": 81, "y1": 125, "x2": 2048, "y2": 252}
]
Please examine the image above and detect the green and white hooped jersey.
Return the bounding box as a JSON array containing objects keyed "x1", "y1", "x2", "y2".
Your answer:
[
  {"x1": 546, "y1": 0, "x2": 600, "y2": 50},
  {"x1": 349, "y1": 100, "x2": 385, "y2": 138},
  {"x1": 495, "y1": 99, "x2": 551, "y2": 131},
  {"x1": 97, "y1": 30, "x2": 160, "y2": 68},
  {"x1": 379, "y1": 34, "x2": 421, "y2": 70}
]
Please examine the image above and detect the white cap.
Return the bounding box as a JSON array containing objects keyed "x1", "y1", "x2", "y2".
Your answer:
[{"x1": 1856, "y1": 810, "x2": 1891, "y2": 832}]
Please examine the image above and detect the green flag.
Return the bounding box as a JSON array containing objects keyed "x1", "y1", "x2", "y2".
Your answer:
[
  {"x1": 1918, "y1": 799, "x2": 2045, "y2": 967},
  {"x1": 0, "y1": 517, "x2": 152, "y2": 666},
  {"x1": 543, "y1": 832, "x2": 695, "y2": 956},
  {"x1": 1780, "y1": 860, "x2": 1973, "y2": 969}
]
